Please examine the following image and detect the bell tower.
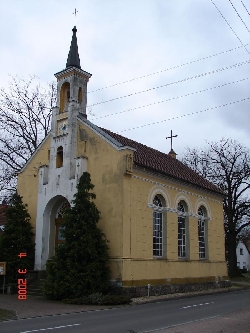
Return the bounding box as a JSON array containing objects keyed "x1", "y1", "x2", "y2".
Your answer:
[
  {"x1": 50, "y1": 26, "x2": 91, "y2": 179},
  {"x1": 35, "y1": 26, "x2": 91, "y2": 270},
  {"x1": 51, "y1": 26, "x2": 92, "y2": 137}
]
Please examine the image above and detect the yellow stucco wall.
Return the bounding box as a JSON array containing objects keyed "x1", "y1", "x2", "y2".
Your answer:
[
  {"x1": 76, "y1": 123, "x2": 227, "y2": 285},
  {"x1": 17, "y1": 137, "x2": 51, "y2": 235},
  {"x1": 77, "y1": 123, "x2": 132, "y2": 260},
  {"x1": 17, "y1": 120, "x2": 228, "y2": 286},
  {"x1": 119, "y1": 170, "x2": 227, "y2": 285}
]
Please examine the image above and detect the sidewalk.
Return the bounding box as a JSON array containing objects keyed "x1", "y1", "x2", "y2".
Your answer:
[{"x1": 0, "y1": 294, "x2": 111, "y2": 319}]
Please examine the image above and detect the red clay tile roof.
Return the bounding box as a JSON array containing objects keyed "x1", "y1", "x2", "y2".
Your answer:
[{"x1": 100, "y1": 128, "x2": 223, "y2": 195}]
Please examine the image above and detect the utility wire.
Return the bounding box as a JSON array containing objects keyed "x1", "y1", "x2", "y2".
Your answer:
[
  {"x1": 87, "y1": 44, "x2": 249, "y2": 94},
  {"x1": 90, "y1": 77, "x2": 249, "y2": 120},
  {"x1": 227, "y1": 0, "x2": 250, "y2": 33},
  {"x1": 119, "y1": 97, "x2": 250, "y2": 133},
  {"x1": 241, "y1": 1, "x2": 250, "y2": 16},
  {"x1": 210, "y1": 0, "x2": 250, "y2": 55},
  {"x1": 87, "y1": 60, "x2": 250, "y2": 108}
]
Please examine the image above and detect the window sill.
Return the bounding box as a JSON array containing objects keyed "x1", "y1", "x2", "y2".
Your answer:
[{"x1": 153, "y1": 256, "x2": 167, "y2": 260}]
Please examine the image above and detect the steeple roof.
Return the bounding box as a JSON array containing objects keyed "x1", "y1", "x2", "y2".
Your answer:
[{"x1": 66, "y1": 26, "x2": 81, "y2": 69}]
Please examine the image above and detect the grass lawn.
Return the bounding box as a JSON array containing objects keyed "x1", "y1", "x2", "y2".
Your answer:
[
  {"x1": 230, "y1": 272, "x2": 250, "y2": 286},
  {"x1": 243, "y1": 272, "x2": 250, "y2": 279},
  {"x1": 0, "y1": 308, "x2": 17, "y2": 321}
]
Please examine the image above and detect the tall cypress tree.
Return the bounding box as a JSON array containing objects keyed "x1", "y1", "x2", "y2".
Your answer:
[
  {"x1": 0, "y1": 193, "x2": 35, "y2": 283},
  {"x1": 43, "y1": 172, "x2": 110, "y2": 300}
]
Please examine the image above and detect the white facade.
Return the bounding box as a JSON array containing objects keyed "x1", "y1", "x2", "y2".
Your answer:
[
  {"x1": 236, "y1": 241, "x2": 250, "y2": 271},
  {"x1": 34, "y1": 35, "x2": 91, "y2": 270}
]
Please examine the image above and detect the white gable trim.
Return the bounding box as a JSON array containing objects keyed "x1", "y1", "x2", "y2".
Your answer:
[{"x1": 78, "y1": 117, "x2": 136, "y2": 152}]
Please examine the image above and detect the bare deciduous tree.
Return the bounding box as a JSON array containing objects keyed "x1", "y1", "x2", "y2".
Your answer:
[
  {"x1": 182, "y1": 138, "x2": 250, "y2": 277},
  {"x1": 238, "y1": 222, "x2": 250, "y2": 241},
  {"x1": 0, "y1": 76, "x2": 56, "y2": 199}
]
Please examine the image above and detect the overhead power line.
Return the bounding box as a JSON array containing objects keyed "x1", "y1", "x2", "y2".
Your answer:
[
  {"x1": 227, "y1": 0, "x2": 250, "y2": 33},
  {"x1": 87, "y1": 44, "x2": 249, "y2": 94},
  {"x1": 119, "y1": 97, "x2": 250, "y2": 133},
  {"x1": 87, "y1": 60, "x2": 250, "y2": 108},
  {"x1": 210, "y1": 0, "x2": 250, "y2": 55},
  {"x1": 241, "y1": 1, "x2": 250, "y2": 16},
  {"x1": 90, "y1": 77, "x2": 250, "y2": 120}
]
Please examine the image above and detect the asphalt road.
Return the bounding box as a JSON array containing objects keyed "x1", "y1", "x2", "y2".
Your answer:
[{"x1": 0, "y1": 289, "x2": 249, "y2": 333}]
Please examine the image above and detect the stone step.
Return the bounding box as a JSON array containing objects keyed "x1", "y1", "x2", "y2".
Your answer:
[
  {"x1": 22, "y1": 271, "x2": 47, "y2": 296},
  {"x1": 27, "y1": 285, "x2": 44, "y2": 296}
]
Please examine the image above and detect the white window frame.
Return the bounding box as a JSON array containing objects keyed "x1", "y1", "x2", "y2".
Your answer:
[
  {"x1": 178, "y1": 202, "x2": 186, "y2": 258},
  {"x1": 198, "y1": 207, "x2": 206, "y2": 259},
  {"x1": 153, "y1": 195, "x2": 163, "y2": 257}
]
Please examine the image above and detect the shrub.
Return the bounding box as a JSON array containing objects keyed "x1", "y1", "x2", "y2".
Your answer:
[
  {"x1": 0, "y1": 193, "x2": 35, "y2": 284},
  {"x1": 43, "y1": 173, "x2": 110, "y2": 300}
]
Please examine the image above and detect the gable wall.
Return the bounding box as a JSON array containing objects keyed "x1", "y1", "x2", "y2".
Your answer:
[{"x1": 236, "y1": 241, "x2": 250, "y2": 270}]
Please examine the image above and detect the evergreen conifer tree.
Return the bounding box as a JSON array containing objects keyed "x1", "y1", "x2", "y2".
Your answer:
[
  {"x1": 0, "y1": 192, "x2": 35, "y2": 283},
  {"x1": 43, "y1": 172, "x2": 110, "y2": 300}
]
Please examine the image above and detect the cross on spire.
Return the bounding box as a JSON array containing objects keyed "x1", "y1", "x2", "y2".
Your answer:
[
  {"x1": 73, "y1": 8, "x2": 78, "y2": 17},
  {"x1": 73, "y1": 8, "x2": 78, "y2": 26},
  {"x1": 166, "y1": 130, "x2": 178, "y2": 151}
]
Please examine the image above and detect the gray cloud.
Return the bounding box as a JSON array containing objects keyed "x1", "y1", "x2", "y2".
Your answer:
[{"x1": 0, "y1": 0, "x2": 249, "y2": 155}]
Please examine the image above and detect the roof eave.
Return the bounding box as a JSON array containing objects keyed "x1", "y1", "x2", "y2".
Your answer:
[
  {"x1": 54, "y1": 66, "x2": 92, "y2": 79},
  {"x1": 134, "y1": 162, "x2": 225, "y2": 198}
]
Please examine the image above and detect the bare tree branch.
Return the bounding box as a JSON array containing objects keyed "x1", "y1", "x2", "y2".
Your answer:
[
  {"x1": 0, "y1": 76, "x2": 56, "y2": 200},
  {"x1": 182, "y1": 138, "x2": 250, "y2": 276}
]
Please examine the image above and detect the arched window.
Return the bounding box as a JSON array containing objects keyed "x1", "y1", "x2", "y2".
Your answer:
[
  {"x1": 56, "y1": 146, "x2": 63, "y2": 168},
  {"x1": 55, "y1": 201, "x2": 70, "y2": 247},
  {"x1": 178, "y1": 201, "x2": 187, "y2": 258},
  {"x1": 56, "y1": 201, "x2": 70, "y2": 219},
  {"x1": 59, "y1": 82, "x2": 70, "y2": 113},
  {"x1": 153, "y1": 195, "x2": 163, "y2": 257},
  {"x1": 78, "y1": 87, "x2": 82, "y2": 103},
  {"x1": 198, "y1": 206, "x2": 207, "y2": 259}
]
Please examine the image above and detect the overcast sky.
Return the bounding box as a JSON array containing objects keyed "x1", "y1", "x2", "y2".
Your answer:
[{"x1": 0, "y1": 0, "x2": 249, "y2": 157}]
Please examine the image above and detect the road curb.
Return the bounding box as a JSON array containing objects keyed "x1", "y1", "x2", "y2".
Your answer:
[{"x1": 132, "y1": 285, "x2": 250, "y2": 306}]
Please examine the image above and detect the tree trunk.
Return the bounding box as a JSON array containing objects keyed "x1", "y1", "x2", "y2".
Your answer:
[{"x1": 226, "y1": 233, "x2": 240, "y2": 277}]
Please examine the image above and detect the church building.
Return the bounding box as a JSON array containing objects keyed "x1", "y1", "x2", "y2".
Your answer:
[{"x1": 17, "y1": 27, "x2": 228, "y2": 291}]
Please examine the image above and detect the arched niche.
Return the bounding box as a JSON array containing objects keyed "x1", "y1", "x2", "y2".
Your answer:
[
  {"x1": 59, "y1": 82, "x2": 70, "y2": 113},
  {"x1": 56, "y1": 146, "x2": 63, "y2": 168},
  {"x1": 78, "y1": 87, "x2": 82, "y2": 103},
  {"x1": 41, "y1": 195, "x2": 70, "y2": 268}
]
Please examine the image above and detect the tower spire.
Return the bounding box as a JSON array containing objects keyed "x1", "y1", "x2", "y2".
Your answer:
[{"x1": 66, "y1": 26, "x2": 81, "y2": 69}]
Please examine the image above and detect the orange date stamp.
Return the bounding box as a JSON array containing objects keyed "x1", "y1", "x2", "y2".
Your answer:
[{"x1": 17, "y1": 252, "x2": 27, "y2": 300}]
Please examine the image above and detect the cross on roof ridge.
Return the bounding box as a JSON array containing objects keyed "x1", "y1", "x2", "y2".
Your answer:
[{"x1": 166, "y1": 130, "x2": 178, "y2": 151}]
